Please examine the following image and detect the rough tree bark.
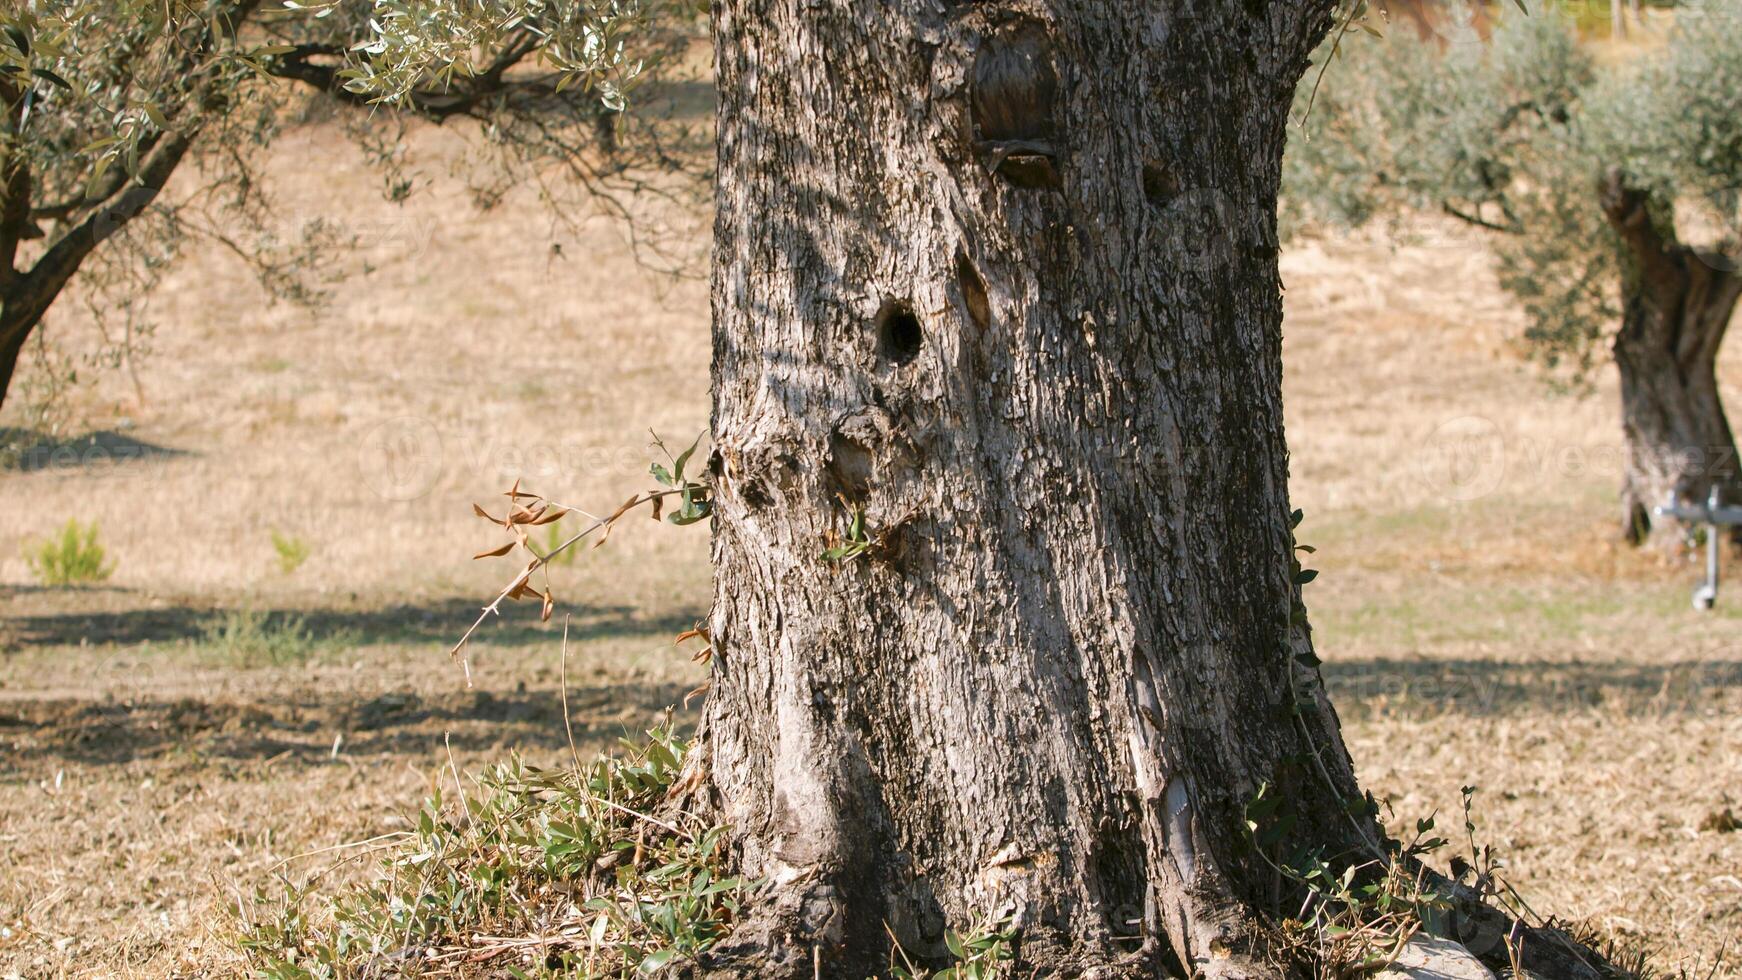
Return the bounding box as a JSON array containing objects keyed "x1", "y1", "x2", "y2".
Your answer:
[
  {"x1": 687, "y1": 2, "x2": 1620, "y2": 977},
  {"x1": 1601, "y1": 172, "x2": 1742, "y2": 547}
]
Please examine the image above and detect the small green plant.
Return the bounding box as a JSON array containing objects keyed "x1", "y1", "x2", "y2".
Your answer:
[
  {"x1": 198, "y1": 608, "x2": 340, "y2": 668},
  {"x1": 888, "y1": 913, "x2": 1018, "y2": 979},
  {"x1": 1245, "y1": 781, "x2": 1455, "y2": 977},
  {"x1": 269, "y1": 529, "x2": 311, "y2": 575},
  {"x1": 236, "y1": 726, "x2": 753, "y2": 977},
  {"x1": 821, "y1": 495, "x2": 873, "y2": 563},
  {"x1": 24, "y1": 518, "x2": 115, "y2": 586}
]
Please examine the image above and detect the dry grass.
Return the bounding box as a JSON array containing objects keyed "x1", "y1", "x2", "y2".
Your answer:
[
  {"x1": 1284, "y1": 228, "x2": 1742, "y2": 975},
  {"x1": 0, "y1": 116, "x2": 1737, "y2": 976}
]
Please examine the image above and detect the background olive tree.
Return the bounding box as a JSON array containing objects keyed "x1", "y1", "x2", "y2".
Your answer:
[
  {"x1": 0, "y1": 0, "x2": 703, "y2": 438},
  {"x1": 1285, "y1": 3, "x2": 1742, "y2": 546}
]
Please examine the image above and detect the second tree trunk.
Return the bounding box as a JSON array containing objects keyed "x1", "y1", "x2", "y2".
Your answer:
[{"x1": 1603, "y1": 175, "x2": 1742, "y2": 546}]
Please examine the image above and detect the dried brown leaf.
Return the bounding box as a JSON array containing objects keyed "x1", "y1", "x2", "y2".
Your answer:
[
  {"x1": 616, "y1": 494, "x2": 648, "y2": 520},
  {"x1": 473, "y1": 542, "x2": 516, "y2": 560}
]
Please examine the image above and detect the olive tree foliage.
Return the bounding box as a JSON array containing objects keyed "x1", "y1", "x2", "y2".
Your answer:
[
  {"x1": 291, "y1": 0, "x2": 711, "y2": 262},
  {"x1": 1285, "y1": 10, "x2": 1603, "y2": 369},
  {"x1": 1285, "y1": 4, "x2": 1742, "y2": 542},
  {"x1": 1, "y1": 2, "x2": 289, "y2": 432},
  {"x1": 0, "y1": 0, "x2": 703, "y2": 433},
  {"x1": 1287, "y1": 5, "x2": 1742, "y2": 374}
]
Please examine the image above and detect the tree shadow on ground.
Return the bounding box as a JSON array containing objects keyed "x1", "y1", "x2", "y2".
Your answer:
[
  {"x1": 1323, "y1": 656, "x2": 1742, "y2": 720},
  {"x1": 4, "y1": 653, "x2": 1730, "y2": 774},
  {"x1": 0, "y1": 428, "x2": 188, "y2": 473},
  {"x1": 0, "y1": 681, "x2": 701, "y2": 772},
  {"x1": 1, "y1": 595, "x2": 701, "y2": 650}
]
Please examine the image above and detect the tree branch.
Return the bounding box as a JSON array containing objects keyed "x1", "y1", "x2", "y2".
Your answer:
[
  {"x1": 15, "y1": 131, "x2": 194, "y2": 325},
  {"x1": 266, "y1": 33, "x2": 549, "y2": 122},
  {"x1": 9, "y1": 0, "x2": 267, "y2": 311},
  {"x1": 1598, "y1": 167, "x2": 1685, "y2": 298},
  {"x1": 0, "y1": 73, "x2": 34, "y2": 287},
  {"x1": 1442, "y1": 201, "x2": 1521, "y2": 235},
  {"x1": 28, "y1": 127, "x2": 177, "y2": 231}
]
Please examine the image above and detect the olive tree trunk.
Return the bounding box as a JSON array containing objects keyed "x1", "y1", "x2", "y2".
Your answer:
[
  {"x1": 0, "y1": 279, "x2": 87, "y2": 417},
  {"x1": 0, "y1": 288, "x2": 56, "y2": 412},
  {"x1": 0, "y1": 309, "x2": 31, "y2": 412},
  {"x1": 689, "y1": 3, "x2": 1611, "y2": 977},
  {"x1": 1602, "y1": 173, "x2": 1742, "y2": 547}
]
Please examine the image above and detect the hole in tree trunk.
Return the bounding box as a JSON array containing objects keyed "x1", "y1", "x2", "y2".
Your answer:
[
  {"x1": 996, "y1": 155, "x2": 1061, "y2": 190},
  {"x1": 1142, "y1": 161, "x2": 1179, "y2": 207},
  {"x1": 876, "y1": 300, "x2": 924, "y2": 366},
  {"x1": 827, "y1": 428, "x2": 875, "y2": 500}
]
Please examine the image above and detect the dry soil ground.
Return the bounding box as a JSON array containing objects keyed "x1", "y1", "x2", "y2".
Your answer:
[{"x1": 0, "y1": 116, "x2": 1738, "y2": 977}]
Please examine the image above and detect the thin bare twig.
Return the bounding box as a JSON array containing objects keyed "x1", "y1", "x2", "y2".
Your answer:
[
  {"x1": 444, "y1": 732, "x2": 478, "y2": 836},
  {"x1": 450, "y1": 486, "x2": 688, "y2": 681},
  {"x1": 594, "y1": 796, "x2": 692, "y2": 842},
  {"x1": 559, "y1": 615, "x2": 583, "y2": 774},
  {"x1": 264, "y1": 831, "x2": 415, "y2": 875}
]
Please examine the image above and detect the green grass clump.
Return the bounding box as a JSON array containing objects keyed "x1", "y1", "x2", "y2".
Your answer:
[
  {"x1": 24, "y1": 518, "x2": 115, "y2": 586},
  {"x1": 237, "y1": 728, "x2": 752, "y2": 978},
  {"x1": 198, "y1": 608, "x2": 342, "y2": 668},
  {"x1": 270, "y1": 530, "x2": 312, "y2": 575},
  {"x1": 238, "y1": 728, "x2": 1029, "y2": 978}
]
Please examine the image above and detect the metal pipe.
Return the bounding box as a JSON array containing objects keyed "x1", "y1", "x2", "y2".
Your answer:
[{"x1": 1654, "y1": 487, "x2": 1730, "y2": 610}]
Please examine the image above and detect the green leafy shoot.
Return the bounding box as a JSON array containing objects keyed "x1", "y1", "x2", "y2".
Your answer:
[
  {"x1": 197, "y1": 608, "x2": 350, "y2": 669},
  {"x1": 649, "y1": 430, "x2": 711, "y2": 526},
  {"x1": 888, "y1": 913, "x2": 1018, "y2": 980},
  {"x1": 1245, "y1": 782, "x2": 1451, "y2": 977},
  {"x1": 820, "y1": 495, "x2": 872, "y2": 564},
  {"x1": 543, "y1": 518, "x2": 580, "y2": 567}
]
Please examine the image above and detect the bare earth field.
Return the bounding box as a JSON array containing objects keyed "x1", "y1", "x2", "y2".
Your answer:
[{"x1": 1, "y1": 119, "x2": 1738, "y2": 977}]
